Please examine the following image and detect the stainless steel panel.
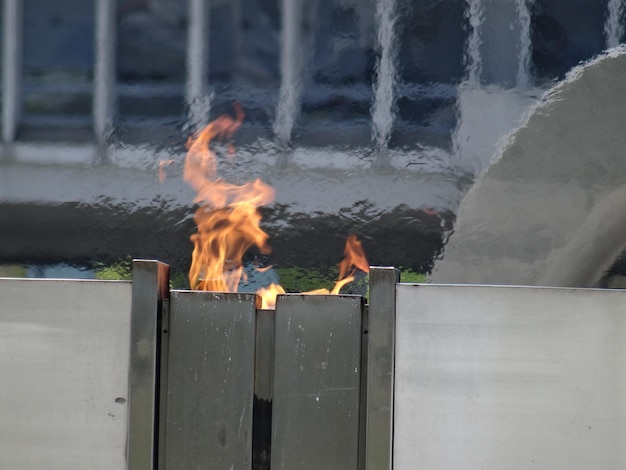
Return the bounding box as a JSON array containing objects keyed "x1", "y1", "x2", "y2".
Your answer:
[
  {"x1": 0, "y1": 278, "x2": 132, "y2": 469},
  {"x1": 365, "y1": 267, "x2": 399, "y2": 470},
  {"x1": 164, "y1": 291, "x2": 256, "y2": 470},
  {"x1": 272, "y1": 294, "x2": 363, "y2": 470},
  {"x1": 394, "y1": 284, "x2": 626, "y2": 470},
  {"x1": 128, "y1": 259, "x2": 170, "y2": 470}
]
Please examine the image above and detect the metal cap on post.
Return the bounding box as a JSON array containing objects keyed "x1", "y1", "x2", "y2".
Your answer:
[
  {"x1": 366, "y1": 267, "x2": 400, "y2": 470},
  {"x1": 128, "y1": 260, "x2": 170, "y2": 470}
]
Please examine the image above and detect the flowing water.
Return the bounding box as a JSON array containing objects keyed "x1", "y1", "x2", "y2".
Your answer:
[
  {"x1": 273, "y1": 0, "x2": 303, "y2": 143},
  {"x1": 0, "y1": 0, "x2": 618, "y2": 280},
  {"x1": 434, "y1": 47, "x2": 626, "y2": 287},
  {"x1": 454, "y1": 0, "x2": 539, "y2": 174},
  {"x1": 515, "y1": 0, "x2": 533, "y2": 88},
  {"x1": 605, "y1": 0, "x2": 625, "y2": 48},
  {"x1": 371, "y1": 0, "x2": 398, "y2": 152}
]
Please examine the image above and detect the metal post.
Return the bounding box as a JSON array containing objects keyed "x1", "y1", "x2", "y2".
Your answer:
[
  {"x1": 128, "y1": 260, "x2": 170, "y2": 470},
  {"x1": 93, "y1": 0, "x2": 116, "y2": 144},
  {"x1": 2, "y1": 0, "x2": 24, "y2": 143},
  {"x1": 186, "y1": 0, "x2": 210, "y2": 130},
  {"x1": 365, "y1": 267, "x2": 399, "y2": 470}
]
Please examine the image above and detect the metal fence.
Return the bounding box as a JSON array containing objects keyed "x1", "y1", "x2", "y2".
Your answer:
[{"x1": 2, "y1": 261, "x2": 625, "y2": 469}]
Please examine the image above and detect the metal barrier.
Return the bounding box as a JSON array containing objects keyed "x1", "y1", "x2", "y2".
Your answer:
[
  {"x1": 148, "y1": 267, "x2": 367, "y2": 470},
  {"x1": 2, "y1": 261, "x2": 625, "y2": 469},
  {"x1": 368, "y1": 276, "x2": 626, "y2": 470},
  {"x1": 0, "y1": 277, "x2": 133, "y2": 469}
]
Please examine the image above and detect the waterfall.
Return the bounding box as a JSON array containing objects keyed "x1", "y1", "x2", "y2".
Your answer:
[
  {"x1": 455, "y1": 0, "x2": 539, "y2": 174},
  {"x1": 515, "y1": 0, "x2": 533, "y2": 88},
  {"x1": 274, "y1": 0, "x2": 303, "y2": 143},
  {"x1": 186, "y1": 0, "x2": 210, "y2": 130},
  {"x1": 465, "y1": 0, "x2": 483, "y2": 85},
  {"x1": 371, "y1": 0, "x2": 398, "y2": 152},
  {"x1": 605, "y1": 0, "x2": 625, "y2": 49},
  {"x1": 466, "y1": 0, "x2": 533, "y2": 88}
]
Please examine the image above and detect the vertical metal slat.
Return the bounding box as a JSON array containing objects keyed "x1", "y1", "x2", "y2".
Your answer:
[
  {"x1": 128, "y1": 260, "x2": 170, "y2": 470},
  {"x1": 272, "y1": 294, "x2": 364, "y2": 470},
  {"x1": 164, "y1": 291, "x2": 256, "y2": 469},
  {"x1": 253, "y1": 309, "x2": 275, "y2": 470},
  {"x1": 157, "y1": 298, "x2": 170, "y2": 470},
  {"x1": 2, "y1": 0, "x2": 24, "y2": 143},
  {"x1": 365, "y1": 267, "x2": 399, "y2": 470}
]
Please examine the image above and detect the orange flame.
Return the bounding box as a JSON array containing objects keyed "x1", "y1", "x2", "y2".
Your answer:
[
  {"x1": 303, "y1": 235, "x2": 370, "y2": 296},
  {"x1": 257, "y1": 283, "x2": 286, "y2": 309},
  {"x1": 184, "y1": 105, "x2": 274, "y2": 290},
  {"x1": 183, "y1": 106, "x2": 369, "y2": 307}
]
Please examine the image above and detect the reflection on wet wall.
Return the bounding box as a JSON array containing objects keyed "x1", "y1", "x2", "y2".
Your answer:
[{"x1": 0, "y1": 0, "x2": 623, "y2": 276}]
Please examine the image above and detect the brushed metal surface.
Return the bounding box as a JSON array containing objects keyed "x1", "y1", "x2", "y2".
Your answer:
[
  {"x1": 365, "y1": 267, "x2": 399, "y2": 470},
  {"x1": 0, "y1": 278, "x2": 132, "y2": 470},
  {"x1": 394, "y1": 284, "x2": 626, "y2": 470},
  {"x1": 255, "y1": 309, "x2": 275, "y2": 401},
  {"x1": 271, "y1": 294, "x2": 363, "y2": 470},
  {"x1": 128, "y1": 259, "x2": 170, "y2": 470},
  {"x1": 164, "y1": 291, "x2": 256, "y2": 470}
]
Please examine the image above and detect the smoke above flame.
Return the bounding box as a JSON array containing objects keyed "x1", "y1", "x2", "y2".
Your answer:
[{"x1": 180, "y1": 105, "x2": 369, "y2": 308}]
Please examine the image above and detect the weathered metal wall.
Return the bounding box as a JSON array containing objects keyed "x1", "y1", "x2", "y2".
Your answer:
[
  {"x1": 162, "y1": 291, "x2": 257, "y2": 469},
  {"x1": 272, "y1": 295, "x2": 364, "y2": 470},
  {"x1": 4, "y1": 263, "x2": 626, "y2": 470},
  {"x1": 0, "y1": 278, "x2": 132, "y2": 470},
  {"x1": 158, "y1": 291, "x2": 365, "y2": 470},
  {"x1": 393, "y1": 283, "x2": 626, "y2": 469}
]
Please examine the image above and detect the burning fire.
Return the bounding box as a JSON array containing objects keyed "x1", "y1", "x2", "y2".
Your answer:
[
  {"x1": 179, "y1": 105, "x2": 369, "y2": 308},
  {"x1": 302, "y1": 235, "x2": 369, "y2": 296},
  {"x1": 257, "y1": 283, "x2": 286, "y2": 309}
]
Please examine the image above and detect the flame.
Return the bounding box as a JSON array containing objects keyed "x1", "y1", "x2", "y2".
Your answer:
[
  {"x1": 257, "y1": 283, "x2": 286, "y2": 309},
  {"x1": 184, "y1": 105, "x2": 274, "y2": 290},
  {"x1": 303, "y1": 235, "x2": 370, "y2": 296},
  {"x1": 183, "y1": 106, "x2": 369, "y2": 307}
]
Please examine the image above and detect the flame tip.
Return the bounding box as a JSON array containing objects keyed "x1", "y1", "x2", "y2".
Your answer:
[{"x1": 184, "y1": 106, "x2": 369, "y2": 301}]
